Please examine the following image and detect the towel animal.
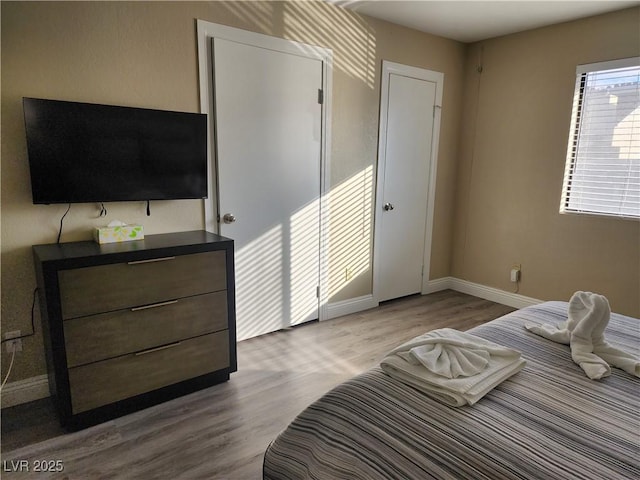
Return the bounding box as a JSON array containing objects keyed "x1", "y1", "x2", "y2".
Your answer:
[
  {"x1": 525, "y1": 291, "x2": 640, "y2": 380},
  {"x1": 380, "y1": 328, "x2": 526, "y2": 407}
]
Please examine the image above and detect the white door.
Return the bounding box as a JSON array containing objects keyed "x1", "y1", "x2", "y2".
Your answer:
[
  {"x1": 374, "y1": 62, "x2": 443, "y2": 303},
  {"x1": 213, "y1": 37, "x2": 324, "y2": 341}
]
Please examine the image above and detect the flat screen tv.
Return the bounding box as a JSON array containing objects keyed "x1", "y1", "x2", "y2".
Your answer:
[{"x1": 23, "y1": 97, "x2": 208, "y2": 204}]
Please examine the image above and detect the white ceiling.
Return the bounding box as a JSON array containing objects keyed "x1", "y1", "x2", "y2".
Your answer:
[{"x1": 330, "y1": 1, "x2": 640, "y2": 43}]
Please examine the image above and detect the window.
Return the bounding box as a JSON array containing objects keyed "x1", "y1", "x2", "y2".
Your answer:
[{"x1": 560, "y1": 57, "x2": 640, "y2": 219}]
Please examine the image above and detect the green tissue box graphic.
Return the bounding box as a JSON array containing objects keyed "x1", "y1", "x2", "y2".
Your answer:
[{"x1": 94, "y1": 225, "x2": 144, "y2": 244}]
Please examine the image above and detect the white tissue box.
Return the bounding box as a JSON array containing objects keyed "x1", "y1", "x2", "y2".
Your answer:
[{"x1": 94, "y1": 224, "x2": 144, "y2": 244}]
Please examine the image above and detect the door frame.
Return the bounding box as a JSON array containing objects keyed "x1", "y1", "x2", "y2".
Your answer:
[
  {"x1": 196, "y1": 20, "x2": 333, "y2": 323},
  {"x1": 372, "y1": 61, "x2": 443, "y2": 304}
]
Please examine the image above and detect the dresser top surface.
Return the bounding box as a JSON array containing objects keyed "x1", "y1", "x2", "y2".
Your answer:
[{"x1": 33, "y1": 230, "x2": 232, "y2": 263}]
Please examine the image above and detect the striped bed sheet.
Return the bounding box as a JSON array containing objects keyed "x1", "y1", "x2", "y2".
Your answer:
[{"x1": 263, "y1": 301, "x2": 640, "y2": 480}]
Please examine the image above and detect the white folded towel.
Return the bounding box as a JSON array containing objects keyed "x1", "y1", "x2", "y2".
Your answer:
[
  {"x1": 380, "y1": 328, "x2": 526, "y2": 407},
  {"x1": 400, "y1": 341, "x2": 491, "y2": 379},
  {"x1": 525, "y1": 291, "x2": 640, "y2": 380}
]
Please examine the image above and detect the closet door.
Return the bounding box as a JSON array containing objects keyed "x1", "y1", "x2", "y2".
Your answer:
[
  {"x1": 213, "y1": 37, "x2": 323, "y2": 341},
  {"x1": 374, "y1": 62, "x2": 443, "y2": 303}
]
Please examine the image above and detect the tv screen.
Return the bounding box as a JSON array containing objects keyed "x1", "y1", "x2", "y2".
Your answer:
[{"x1": 23, "y1": 98, "x2": 208, "y2": 204}]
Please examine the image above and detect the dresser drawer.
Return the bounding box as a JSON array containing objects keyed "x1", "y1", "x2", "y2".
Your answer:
[
  {"x1": 64, "y1": 291, "x2": 228, "y2": 367},
  {"x1": 59, "y1": 251, "x2": 226, "y2": 319},
  {"x1": 68, "y1": 331, "x2": 230, "y2": 414}
]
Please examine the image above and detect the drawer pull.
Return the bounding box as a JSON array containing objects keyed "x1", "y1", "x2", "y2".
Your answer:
[
  {"x1": 131, "y1": 300, "x2": 178, "y2": 312},
  {"x1": 134, "y1": 342, "x2": 182, "y2": 356},
  {"x1": 127, "y1": 256, "x2": 176, "y2": 265}
]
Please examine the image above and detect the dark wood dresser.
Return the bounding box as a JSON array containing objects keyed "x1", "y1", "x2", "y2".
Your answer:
[{"x1": 33, "y1": 230, "x2": 236, "y2": 430}]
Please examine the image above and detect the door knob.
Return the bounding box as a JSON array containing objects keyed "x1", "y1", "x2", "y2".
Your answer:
[
  {"x1": 222, "y1": 213, "x2": 236, "y2": 224},
  {"x1": 383, "y1": 202, "x2": 394, "y2": 211}
]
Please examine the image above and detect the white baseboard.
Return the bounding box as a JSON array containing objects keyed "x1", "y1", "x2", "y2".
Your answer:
[
  {"x1": 422, "y1": 276, "x2": 453, "y2": 294},
  {"x1": 425, "y1": 276, "x2": 542, "y2": 309},
  {"x1": 325, "y1": 294, "x2": 378, "y2": 320},
  {"x1": 1, "y1": 282, "x2": 540, "y2": 408},
  {"x1": 1, "y1": 374, "x2": 49, "y2": 409}
]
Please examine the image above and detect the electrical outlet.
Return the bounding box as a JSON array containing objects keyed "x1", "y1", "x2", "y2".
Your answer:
[
  {"x1": 510, "y1": 264, "x2": 521, "y2": 283},
  {"x1": 5, "y1": 331, "x2": 22, "y2": 354}
]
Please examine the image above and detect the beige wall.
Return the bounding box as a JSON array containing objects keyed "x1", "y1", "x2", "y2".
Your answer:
[
  {"x1": 1, "y1": 1, "x2": 466, "y2": 382},
  {"x1": 2, "y1": 2, "x2": 638, "y2": 387},
  {"x1": 452, "y1": 7, "x2": 640, "y2": 317}
]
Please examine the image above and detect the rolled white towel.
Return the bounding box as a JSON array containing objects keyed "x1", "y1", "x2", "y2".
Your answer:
[
  {"x1": 525, "y1": 292, "x2": 639, "y2": 380},
  {"x1": 568, "y1": 292, "x2": 612, "y2": 380},
  {"x1": 381, "y1": 328, "x2": 526, "y2": 407},
  {"x1": 523, "y1": 291, "x2": 606, "y2": 344},
  {"x1": 593, "y1": 340, "x2": 640, "y2": 377}
]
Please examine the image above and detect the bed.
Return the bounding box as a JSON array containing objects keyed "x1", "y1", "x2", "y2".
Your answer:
[{"x1": 263, "y1": 301, "x2": 640, "y2": 479}]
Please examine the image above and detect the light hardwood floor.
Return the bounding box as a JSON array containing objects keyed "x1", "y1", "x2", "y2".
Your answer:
[{"x1": 1, "y1": 290, "x2": 514, "y2": 479}]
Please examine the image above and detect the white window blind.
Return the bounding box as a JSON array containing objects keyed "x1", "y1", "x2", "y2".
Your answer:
[{"x1": 560, "y1": 57, "x2": 640, "y2": 219}]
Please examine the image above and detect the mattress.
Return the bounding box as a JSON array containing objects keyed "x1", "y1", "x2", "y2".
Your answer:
[{"x1": 263, "y1": 302, "x2": 640, "y2": 479}]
